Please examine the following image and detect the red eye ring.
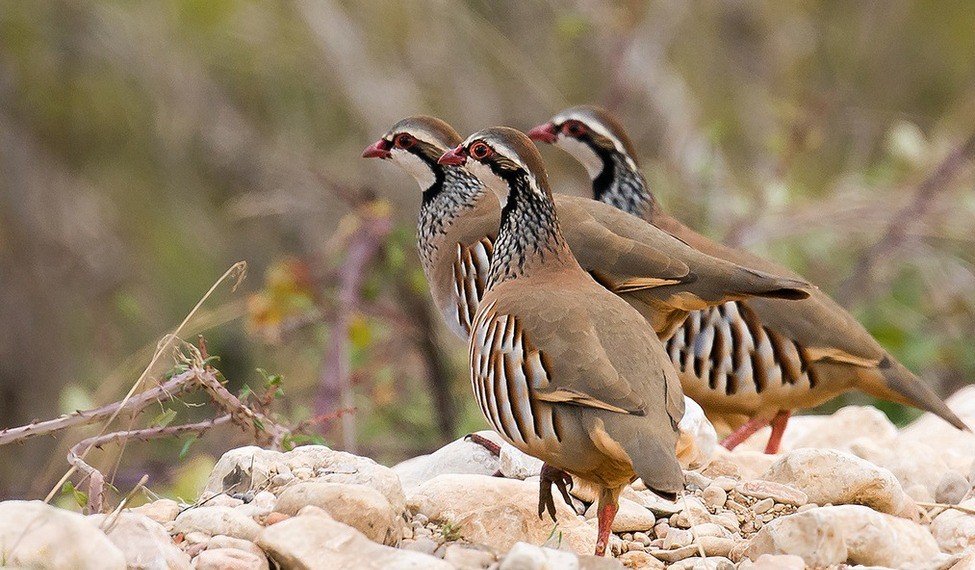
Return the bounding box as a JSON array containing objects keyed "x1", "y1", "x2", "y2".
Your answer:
[
  {"x1": 469, "y1": 142, "x2": 492, "y2": 160},
  {"x1": 561, "y1": 120, "x2": 588, "y2": 137},
  {"x1": 394, "y1": 133, "x2": 415, "y2": 149}
]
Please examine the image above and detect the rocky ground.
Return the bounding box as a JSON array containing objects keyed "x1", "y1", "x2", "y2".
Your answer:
[{"x1": 7, "y1": 389, "x2": 975, "y2": 569}]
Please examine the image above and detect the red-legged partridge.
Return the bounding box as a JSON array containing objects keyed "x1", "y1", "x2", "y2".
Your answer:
[
  {"x1": 363, "y1": 116, "x2": 808, "y2": 517},
  {"x1": 530, "y1": 105, "x2": 968, "y2": 452},
  {"x1": 438, "y1": 127, "x2": 684, "y2": 557}
]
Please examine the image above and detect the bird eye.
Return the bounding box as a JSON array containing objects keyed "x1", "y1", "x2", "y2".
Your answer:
[
  {"x1": 469, "y1": 142, "x2": 492, "y2": 160},
  {"x1": 394, "y1": 133, "x2": 415, "y2": 149},
  {"x1": 562, "y1": 120, "x2": 588, "y2": 137}
]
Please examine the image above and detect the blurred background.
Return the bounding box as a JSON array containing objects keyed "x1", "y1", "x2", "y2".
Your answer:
[{"x1": 1, "y1": 1, "x2": 974, "y2": 501}]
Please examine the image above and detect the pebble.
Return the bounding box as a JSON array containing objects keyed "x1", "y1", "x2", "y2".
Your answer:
[
  {"x1": 663, "y1": 528, "x2": 693, "y2": 549},
  {"x1": 702, "y1": 485, "x2": 727, "y2": 508},
  {"x1": 684, "y1": 471, "x2": 712, "y2": 490},
  {"x1": 618, "y1": 550, "x2": 665, "y2": 569},
  {"x1": 402, "y1": 536, "x2": 440, "y2": 556},
  {"x1": 735, "y1": 480, "x2": 807, "y2": 507},
  {"x1": 711, "y1": 476, "x2": 739, "y2": 492},
  {"x1": 752, "y1": 497, "x2": 775, "y2": 514},
  {"x1": 633, "y1": 531, "x2": 652, "y2": 546},
  {"x1": 443, "y1": 544, "x2": 496, "y2": 569},
  {"x1": 936, "y1": 471, "x2": 971, "y2": 505}
]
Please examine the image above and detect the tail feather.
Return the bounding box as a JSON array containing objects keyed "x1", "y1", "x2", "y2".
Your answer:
[
  {"x1": 871, "y1": 357, "x2": 969, "y2": 431},
  {"x1": 736, "y1": 268, "x2": 812, "y2": 301}
]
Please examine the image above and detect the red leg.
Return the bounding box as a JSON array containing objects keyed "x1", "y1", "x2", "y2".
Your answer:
[
  {"x1": 720, "y1": 415, "x2": 772, "y2": 451},
  {"x1": 594, "y1": 501, "x2": 618, "y2": 557},
  {"x1": 764, "y1": 410, "x2": 792, "y2": 454},
  {"x1": 466, "y1": 433, "x2": 501, "y2": 456}
]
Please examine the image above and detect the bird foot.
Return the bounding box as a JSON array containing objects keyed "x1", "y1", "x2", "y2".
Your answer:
[
  {"x1": 537, "y1": 463, "x2": 574, "y2": 521},
  {"x1": 465, "y1": 433, "x2": 502, "y2": 457}
]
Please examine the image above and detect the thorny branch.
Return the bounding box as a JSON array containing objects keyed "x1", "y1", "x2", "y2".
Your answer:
[
  {"x1": 0, "y1": 373, "x2": 193, "y2": 446},
  {"x1": 68, "y1": 415, "x2": 233, "y2": 514}
]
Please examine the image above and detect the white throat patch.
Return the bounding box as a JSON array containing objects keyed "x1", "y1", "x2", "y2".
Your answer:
[
  {"x1": 466, "y1": 159, "x2": 509, "y2": 206},
  {"x1": 557, "y1": 134, "x2": 603, "y2": 179},
  {"x1": 392, "y1": 148, "x2": 436, "y2": 190}
]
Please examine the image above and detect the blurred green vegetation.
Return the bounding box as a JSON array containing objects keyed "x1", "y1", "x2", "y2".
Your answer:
[{"x1": 1, "y1": 1, "x2": 974, "y2": 501}]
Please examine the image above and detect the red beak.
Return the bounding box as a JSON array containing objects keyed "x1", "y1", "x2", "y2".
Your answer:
[
  {"x1": 527, "y1": 123, "x2": 558, "y2": 144},
  {"x1": 438, "y1": 145, "x2": 467, "y2": 166},
  {"x1": 362, "y1": 139, "x2": 392, "y2": 159}
]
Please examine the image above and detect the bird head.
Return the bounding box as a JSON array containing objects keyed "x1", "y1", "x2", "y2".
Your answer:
[
  {"x1": 439, "y1": 127, "x2": 552, "y2": 206},
  {"x1": 362, "y1": 116, "x2": 462, "y2": 191},
  {"x1": 528, "y1": 105, "x2": 639, "y2": 179}
]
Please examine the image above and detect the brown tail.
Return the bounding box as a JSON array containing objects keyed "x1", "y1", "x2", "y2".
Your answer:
[
  {"x1": 866, "y1": 356, "x2": 968, "y2": 431},
  {"x1": 735, "y1": 268, "x2": 812, "y2": 301}
]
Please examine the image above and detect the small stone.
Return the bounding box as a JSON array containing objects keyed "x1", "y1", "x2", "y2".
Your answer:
[
  {"x1": 633, "y1": 531, "x2": 651, "y2": 546},
  {"x1": 683, "y1": 471, "x2": 712, "y2": 490},
  {"x1": 666, "y1": 556, "x2": 735, "y2": 570},
  {"x1": 737, "y1": 553, "x2": 806, "y2": 570},
  {"x1": 702, "y1": 485, "x2": 727, "y2": 508},
  {"x1": 698, "y1": 536, "x2": 735, "y2": 557},
  {"x1": 193, "y1": 548, "x2": 268, "y2": 570},
  {"x1": 735, "y1": 480, "x2": 807, "y2": 507},
  {"x1": 404, "y1": 536, "x2": 440, "y2": 556},
  {"x1": 701, "y1": 462, "x2": 741, "y2": 481},
  {"x1": 443, "y1": 544, "x2": 496, "y2": 569},
  {"x1": 796, "y1": 503, "x2": 817, "y2": 513},
  {"x1": 263, "y1": 512, "x2": 290, "y2": 526},
  {"x1": 648, "y1": 544, "x2": 699, "y2": 563},
  {"x1": 709, "y1": 512, "x2": 740, "y2": 533},
  {"x1": 207, "y1": 535, "x2": 266, "y2": 559},
  {"x1": 205, "y1": 495, "x2": 244, "y2": 508},
  {"x1": 499, "y1": 542, "x2": 579, "y2": 569},
  {"x1": 653, "y1": 521, "x2": 669, "y2": 539},
  {"x1": 128, "y1": 499, "x2": 182, "y2": 524},
  {"x1": 183, "y1": 531, "x2": 211, "y2": 545},
  {"x1": 236, "y1": 491, "x2": 276, "y2": 518},
  {"x1": 173, "y1": 506, "x2": 262, "y2": 540},
  {"x1": 711, "y1": 476, "x2": 738, "y2": 492},
  {"x1": 936, "y1": 471, "x2": 971, "y2": 505},
  {"x1": 672, "y1": 497, "x2": 710, "y2": 528},
  {"x1": 618, "y1": 550, "x2": 664, "y2": 569},
  {"x1": 752, "y1": 497, "x2": 774, "y2": 514},
  {"x1": 931, "y1": 498, "x2": 975, "y2": 554},
  {"x1": 663, "y1": 528, "x2": 693, "y2": 549},
  {"x1": 691, "y1": 522, "x2": 730, "y2": 539}
]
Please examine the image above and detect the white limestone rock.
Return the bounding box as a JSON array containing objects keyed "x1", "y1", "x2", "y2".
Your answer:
[
  {"x1": 256, "y1": 508, "x2": 452, "y2": 570},
  {"x1": 763, "y1": 448, "x2": 917, "y2": 518},
  {"x1": 0, "y1": 500, "x2": 125, "y2": 570},
  {"x1": 745, "y1": 504, "x2": 947, "y2": 568},
  {"x1": 393, "y1": 431, "x2": 502, "y2": 492},
  {"x1": 407, "y1": 473, "x2": 595, "y2": 554},
  {"x1": 89, "y1": 511, "x2": 191, "y2": 570},
  {"x1": 273, "y1": 480, "x2": 400, "y2": 545}
]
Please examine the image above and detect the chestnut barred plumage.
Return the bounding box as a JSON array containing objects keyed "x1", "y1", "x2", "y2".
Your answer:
[{"x1": 531, "y1": 104, "x2": 968, "y2": 452}]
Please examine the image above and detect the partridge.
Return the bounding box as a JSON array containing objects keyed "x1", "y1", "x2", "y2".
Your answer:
[
  {"x1": 529, "y1": 105, "x2": 968, "y2": 452},
  {"x1": 438, "y1": 127, "x2": 684, "y2": 557},
  {"x1": 362, "y1": 116, "x2": 809, "y2": 343},
  {"x1": 364, "y1": 116, "x2": 808, "y2": 517}
]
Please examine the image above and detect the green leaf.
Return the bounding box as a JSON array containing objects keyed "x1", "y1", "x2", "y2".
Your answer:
[
  {"x1": 178, "y1": 435, "x2": 198, "y2": 460},
  {"x1": 252, "y1": 417, "x2": 265, "y2": 431},
  {"x1": 151, "y1": 408, "x2": 178, "y2": 428},
  {"x1": 238, "y1": 385, "x2": 253, "y2": 400},
  {"x1": 61, "y1": 481, "x2": 88, "y2": 508},
  {"x1": 256, "y1": 368, "x2": 283, "y2": 388}
]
